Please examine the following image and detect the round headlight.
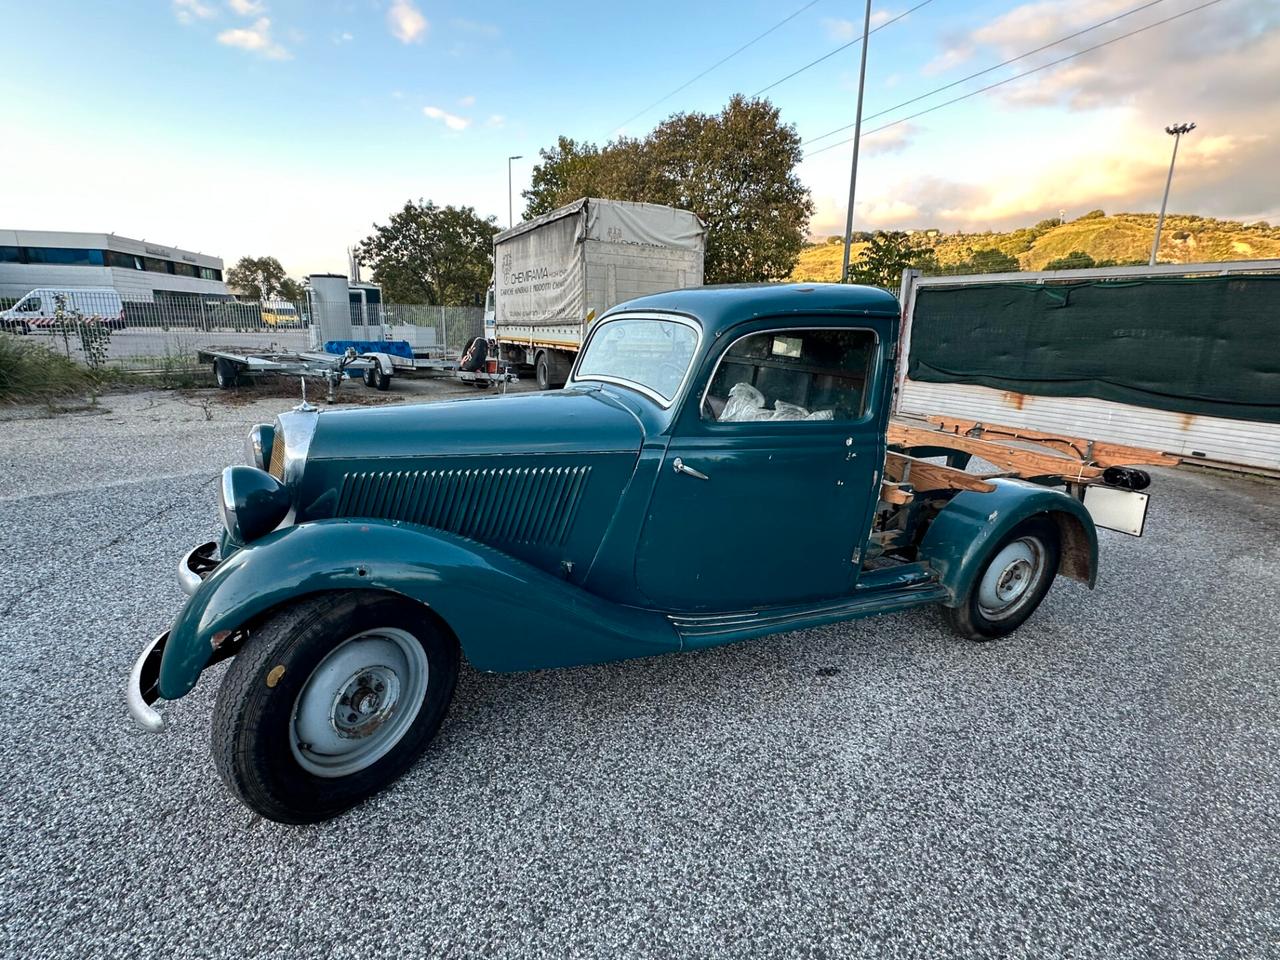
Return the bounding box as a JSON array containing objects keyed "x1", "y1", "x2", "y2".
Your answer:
[
  {"x1": 245, "y1": 423, "x2": 275, "y2": 471},
  {"x1": 219, "y1": 466, "x2": 292, "y2": 543}
]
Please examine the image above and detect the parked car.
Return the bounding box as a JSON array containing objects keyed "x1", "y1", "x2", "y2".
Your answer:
[
  {"x1": 128, "y1": 283, "x2": 1104, "y2": 824},
  {"x1": 1, "y1": 287, "x2": 125, "y2": 330}
]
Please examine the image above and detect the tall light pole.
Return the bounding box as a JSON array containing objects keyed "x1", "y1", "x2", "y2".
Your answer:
[
  {"x1": 507, "y1": 155, "x2": 523, "y2": 229},
  {"x1": 840, "y1": 0, "x2": 873, "y2": 283},
  {"x1": 1150, "y1": 122, "x2": 1195, "y2": 266}
]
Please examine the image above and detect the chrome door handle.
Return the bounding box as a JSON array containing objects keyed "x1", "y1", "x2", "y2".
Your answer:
[{"x1": 672, "y1": 457, "x2": 709, "y2": 480}]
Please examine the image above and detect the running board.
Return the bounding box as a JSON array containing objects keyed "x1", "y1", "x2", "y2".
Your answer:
[{"x1": 668, "y1": 576, "x2": 948, "y2": 646}]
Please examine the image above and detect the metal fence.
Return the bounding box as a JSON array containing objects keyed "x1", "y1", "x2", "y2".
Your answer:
[{"x1": 0, "y1": 291, "x2": 484, "y2": 371}]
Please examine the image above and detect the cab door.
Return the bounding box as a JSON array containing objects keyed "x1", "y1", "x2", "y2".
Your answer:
[{"x1": 634, "y1": 324, "x2": 886, "y2": 612}]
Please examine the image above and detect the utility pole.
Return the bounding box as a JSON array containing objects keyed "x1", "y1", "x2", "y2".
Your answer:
[
  {"x1": 841, "y1": 0, "x2": 873, "y2": 283},
  {"x1": 1150, "y1": 122, "x2": 1195, "y2": 266},
  {"x1": 508, "y1": 155, "x2": 523, "y2": 229}
]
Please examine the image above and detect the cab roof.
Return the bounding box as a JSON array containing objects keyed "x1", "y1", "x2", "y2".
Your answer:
[{"x1": 606, "y1": 282, "x2": 901, "y2": 340}]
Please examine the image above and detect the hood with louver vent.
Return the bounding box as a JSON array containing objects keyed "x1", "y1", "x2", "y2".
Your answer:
[{"x1": 290, "y1": 388, "x2": 644, "y2": 581}]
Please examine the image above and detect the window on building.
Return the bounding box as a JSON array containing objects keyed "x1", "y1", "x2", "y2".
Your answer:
[
  {"x1": 104, "y1": 250, "x2": 142, "y2": 270},
  {"x1": 703, "y1": 328, "x2": 877, "y2": 423},
  {"x1": 198, "y1": 267, "x2": 222, "y2": 281},
  {"x1": 172, "y1": 262, "x2": 198, "y2": 278},
  {"x1": 22, "y1": 247, "x2": 105, "y2": 266},
  {"x1": 142, "y1": 257, "x2": 172, "y2": 274},
  {"x1": 0, "y1": 246, "x2": 20, "y2": 263}
]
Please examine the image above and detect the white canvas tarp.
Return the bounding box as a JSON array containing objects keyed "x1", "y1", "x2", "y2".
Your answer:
[
  {"x1": 496, "y1": 207, "x2": 584, "y2": 327},
  {"x1": 494, "y1": 199, "x2": 705, "y2": 328}
]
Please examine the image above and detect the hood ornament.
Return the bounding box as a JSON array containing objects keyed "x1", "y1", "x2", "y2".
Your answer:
[{"x1": 294, "y1": 376, "x2": 317, "y2": 413}]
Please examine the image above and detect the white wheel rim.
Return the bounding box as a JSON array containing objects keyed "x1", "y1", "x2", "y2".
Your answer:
[
  {"x1": 976, "y1": 536, "x2": 1046, "y2": 622},
  {"x1": 289, "y1": 628, "x2": 429, "y2": 778}
]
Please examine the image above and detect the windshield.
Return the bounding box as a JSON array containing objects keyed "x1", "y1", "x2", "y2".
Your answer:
[{"x1": 574, "y1": 315, "x2": 699, "y2": 404}]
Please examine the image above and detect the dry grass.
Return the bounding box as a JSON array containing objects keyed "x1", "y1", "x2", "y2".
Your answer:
[{"x1": 791, "y1": 213, "x2": 1280, "y2": 281}]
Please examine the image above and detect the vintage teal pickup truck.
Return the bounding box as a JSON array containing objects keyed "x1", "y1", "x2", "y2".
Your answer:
[{"x1": 128, "y1": 283, "x2": 1121, "y2": 823}]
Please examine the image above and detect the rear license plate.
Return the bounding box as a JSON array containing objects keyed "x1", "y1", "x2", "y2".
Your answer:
[{"x1": 1083, "y1": 485, "x2": 1149, "y2": 537}]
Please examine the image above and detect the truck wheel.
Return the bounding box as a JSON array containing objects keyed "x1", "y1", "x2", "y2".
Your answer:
[
  {"x1": 944, "y1": 516, "x2": 1061, "y2": 641},
  {"x1": 372, "y1": 365, "x2": 391, "y2": 391},
  {"x1": 535, "y1": 352, "x2": 552, "y2": 390},
  {"x1": 211, "y1": 593, "x2": 459, "y2": 824},
  {"x1": 213, "y1": 357, "x2": 240, "y2": 389}
]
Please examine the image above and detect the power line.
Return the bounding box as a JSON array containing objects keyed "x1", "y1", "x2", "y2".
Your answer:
[
  {"x1": 803, "y1": 0, "x2": 1168, "y2": 147},
  {"x1": 804, "y1": 0, "x2": 1226, "y2": 159},
  {"x1": 610, "y1": 0, "x2": 824, "y2": 135},
  {"x1": 753, "y1": 0, "x2": 936, "y2": 98}
]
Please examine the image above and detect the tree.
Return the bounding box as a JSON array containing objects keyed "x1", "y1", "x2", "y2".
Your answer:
[
  {"x1": 356, "y1": 200, "x2": 500, "y2": 305},
  {"x1": 522, "y1": 137, "x2": 603, "y2": 219},
  {"x1": 849, "y1": 232, "x2": 938, "y2": 289},
  {"x1": 1043, "y1": 250, "x2": 1096, "y2": 270},
  {"x1": 522, "y1": 95, "x2": 814, "y2": 283},
  {"x1": 278, "y1": 277, "x2": 305, "y2": 302},
  {"x1": 960, "y1": 247, "x2": 1019, "y2": 274},
  {"x1": 226, "y1": 256, "x2": 299, "y2": 300}
]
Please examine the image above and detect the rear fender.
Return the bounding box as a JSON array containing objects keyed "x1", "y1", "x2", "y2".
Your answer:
[
  {"x1": 919, "y1": 479, "x2": 1097, "y2": 607},
  {"x1": 158, "y1": 519, "x2": 678, "y2": 700}
]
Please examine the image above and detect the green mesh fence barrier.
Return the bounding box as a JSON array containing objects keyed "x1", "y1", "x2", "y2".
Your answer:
[{"x1": 907, "y1": 275, "x2": 1280, "y2": 423}]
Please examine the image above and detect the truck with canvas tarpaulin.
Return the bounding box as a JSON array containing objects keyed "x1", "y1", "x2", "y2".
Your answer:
[{"x1": 485, "y1": 197, "x2": 706, "y2": 389}]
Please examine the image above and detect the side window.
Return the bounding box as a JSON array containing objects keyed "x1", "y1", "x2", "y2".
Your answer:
[{"x1": 703, "y1": 328, "x2": 876, "y2": 423}]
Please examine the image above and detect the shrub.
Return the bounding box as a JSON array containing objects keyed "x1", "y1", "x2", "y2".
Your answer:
[{"x1": 0, "y1": 335, "x2": 92, "y2": 403}]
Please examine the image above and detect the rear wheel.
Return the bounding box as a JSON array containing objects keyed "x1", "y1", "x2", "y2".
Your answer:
[
  {"x1": 945, "y1": 516, "x2": 1061, "y2": 641},
  {"x1": 535, "y1": 352, "x2": 552, "y2": 390},
  {"x1": 372, "y1": 365, "x2": 391, "y2": 391},
  {"x1": 211, "y1": 593, "x2": 459, "y2": 823},
  {"x1": 362, "y1": 367, "x2": 376, "y2": 388}
]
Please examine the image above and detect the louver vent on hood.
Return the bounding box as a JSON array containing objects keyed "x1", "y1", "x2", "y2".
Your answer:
[{"x1": 336, "y1": 465, "x2": 592, "y2": 546}]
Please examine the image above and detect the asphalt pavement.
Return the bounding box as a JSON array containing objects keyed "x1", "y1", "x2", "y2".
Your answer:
[{"x1": 1, "y1": 386, "x2": 1277, "y2": 959}]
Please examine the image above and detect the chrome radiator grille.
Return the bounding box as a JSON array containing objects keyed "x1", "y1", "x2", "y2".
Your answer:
[
  {"x1": 268, "y1": 433, "x2": 286, "y2": 480},
  {"x1": 336, "y1": 465, "x2": 592, "y2": 546}
]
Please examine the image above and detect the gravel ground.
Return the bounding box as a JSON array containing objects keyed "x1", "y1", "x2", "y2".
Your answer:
[{"x1": 1, "y1": 386, "x2": 1278, "y2": 959}]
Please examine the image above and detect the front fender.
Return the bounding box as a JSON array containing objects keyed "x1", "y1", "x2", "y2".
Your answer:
[
  {"x1": 919, "y1": 479, "x2": 1098, "y2": 607},
  {"x1": 158, "y1": 519, "x2": 678, "y2": 700}
]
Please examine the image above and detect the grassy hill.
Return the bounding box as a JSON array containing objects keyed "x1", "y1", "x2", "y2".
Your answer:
[{"x1": 790, "y1": 212, "x2": 1280, "y2": 282}]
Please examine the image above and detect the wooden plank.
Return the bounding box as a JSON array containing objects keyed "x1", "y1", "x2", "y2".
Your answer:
[
  {"x1": 924, "y1": 416, "x2": 1181, "y2": 467},
  {"x1": 888, "y1": 421, "x2": 1105, "y2": 480},
  {"x1": 884, "y1": 452, "x2": 997, "y2": 494}
]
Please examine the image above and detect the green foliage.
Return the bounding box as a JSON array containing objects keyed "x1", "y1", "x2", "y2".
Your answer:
[
  {"x1": 0, "y1": 335, "x2": 91, "y2": 403},
  {"x1": 278, "y1": 277, "x2": 305, "y2": 302},
  {"x1": 1034, "y1": 217, "x2": 1064, "y2": 230},
  {"x1": 226, "y1": 256, "x2": 301, "y2": 301},
  {"x1": 522, "y1": 95, "x2": 814, "y2": 284},
  {"x1": 850, "y1": 232, "x2": 938, "y2": 289},
  {"x1": 76, "y1": 322, "x2": 112, "y2": 368},
  {"x1": 356, "y1": 200, "x2": 500, "y2": 305},
  {"x1": 957, "y1": 247, "x2": 1020, "y2": 274},
  {"x1": 1044, "y1": 250, "x2": 1096, "y2": 270},
  {"x1": 522, "y1": 137, "x2": 602, "y2": 219},
  {"x1": 1077, "y1": 209, "x2": 1107, "y2": 220}
]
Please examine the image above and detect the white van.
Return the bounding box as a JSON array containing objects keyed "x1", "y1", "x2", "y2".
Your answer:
[{"x1": 1, "y1": 288, "x2": 126, "y2": 333}]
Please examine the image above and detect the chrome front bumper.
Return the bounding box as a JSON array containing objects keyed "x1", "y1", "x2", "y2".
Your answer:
[{"x1": 128, "y1": 631, "x2": 169, "y2": 732}]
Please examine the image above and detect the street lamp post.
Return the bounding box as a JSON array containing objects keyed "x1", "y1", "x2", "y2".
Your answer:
[
  {"x1": 508, "y1": 155, "x2": 523, "y2": 229},
  {"x1": 1150, "y1": 122, "x2": 1195, "y2": 267},
  {"x1": 840, "y1": 0, "x2": 874, "y2": 283}
]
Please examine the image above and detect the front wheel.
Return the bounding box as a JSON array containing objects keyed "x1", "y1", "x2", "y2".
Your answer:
[
  {"x1": 944, "y1": 516, "x2": 1061, "y2": 641},
  {"x1": 211, "y1": 593, "x2": 458, "y2": 823}
]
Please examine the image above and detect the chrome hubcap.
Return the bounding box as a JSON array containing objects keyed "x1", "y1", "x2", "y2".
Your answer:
[
  {"x1": 290, "y1": 628, "x2": 428, "y2": 778},
  {"x1": 977, "y1": 537, "x2": 1046, "y2": 621}
]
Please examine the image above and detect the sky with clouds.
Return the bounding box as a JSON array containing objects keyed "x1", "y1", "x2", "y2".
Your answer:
[{"x1": 1, "y1": 0, "x2": 1275, "y2": 276}]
